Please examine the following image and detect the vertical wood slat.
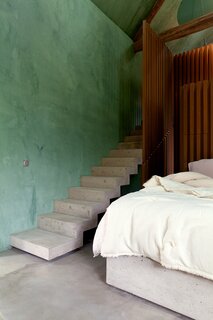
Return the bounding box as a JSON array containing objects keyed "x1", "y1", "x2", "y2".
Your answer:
[
  {"x1": 174, "y1": 44, "x2": 213, "y2": 171},
  {"x1": 179, "y1": 80, "x2": 213, "y2": 170},
  {"x1": 142, "y1": 22, "x2": 174, "y2": 183},
  {"x1": 179, "y1": 86, "x2": 184, "y2": 171},
  {"x1": 189, "y1": 83, "x2": 195, "y2": 162},
  {"x1": 209, "y1": 44, "x2": 213, "y2": 79},
  {"x1": 190, "y1": 49, "x2": 195, "y2": 82},
  {"x1": 180, "y1": 85, "x2": 189, "y2": 171},
  {"x1": 204, "y1": 45, "x2": 209, "y2": 80},
  {"x1": 210, "y1": 81, "x2": 213, "y2": 157},
  {"x1": 199, "y1": 47, "x2": 204, "y2": 81},
  {"x1": 195, "y1": 82, "x2": 202, "y2": 160},
  {"x1": 175, "y1": 44, "x2": 213, "y2": 86},
  {"x1": 195, "y1": 49, "x2": 200, "y2": 82},
  {"x1": 202, "y1": 81, "x2": 209, "y2": 157},
  {"x1": 142, "y1": 20, "x2": 148, "y2": 183}
]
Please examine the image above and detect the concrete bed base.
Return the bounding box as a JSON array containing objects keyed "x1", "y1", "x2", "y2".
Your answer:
[{"x1": 106, "y1": 256, "x2": 213, "y2": 320}]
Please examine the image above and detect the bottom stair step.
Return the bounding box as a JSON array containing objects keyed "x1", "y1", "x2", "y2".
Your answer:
[{"x1": 10, "y1": 228, "x2": 83, "y2": 261}]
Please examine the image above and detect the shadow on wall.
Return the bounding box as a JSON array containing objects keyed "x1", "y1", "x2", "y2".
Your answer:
[
  {"x1": 121, "y1": 165, "x2": 142, "y2": 195},
  {"x1": 118, "y1": 47, "x2": 142, "y2": 141}
]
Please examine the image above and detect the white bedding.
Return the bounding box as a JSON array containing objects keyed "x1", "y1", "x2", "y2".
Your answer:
[{"x1": 93, "y1": 172, "x2": 213, "y2": 280}]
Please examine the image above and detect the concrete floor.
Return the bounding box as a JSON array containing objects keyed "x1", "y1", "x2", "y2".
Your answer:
[{"x1": 0, "y1": 244, "x2": 190, "y2": 320}]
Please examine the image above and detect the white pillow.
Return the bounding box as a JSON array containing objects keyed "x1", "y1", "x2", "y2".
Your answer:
[
  {"x1": 167, "y1": 171, "x2": 211, "y2": 183},
  {"x1": 186, "y1": 179, "x2": 213, "y2": 188},
  {"x1": 188, "y1": 159, "x2": 213, "y2": 178}
]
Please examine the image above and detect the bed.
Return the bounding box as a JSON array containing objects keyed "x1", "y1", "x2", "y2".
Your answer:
[{"x1": 93, "y1": 161, "x2": 213, "y2": 320}]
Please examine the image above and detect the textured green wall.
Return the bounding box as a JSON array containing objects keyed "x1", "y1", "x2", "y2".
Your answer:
[{"x1": 0, "y1": 0, "x2": 141, "y2": 251}]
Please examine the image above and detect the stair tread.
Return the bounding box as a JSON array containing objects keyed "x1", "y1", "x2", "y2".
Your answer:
[
  {"x1": 81, "y1": 175, "x2": 122, "y2": 179},
  {"x1": 124, "y1": 135, "x2": 142, "y2": 140},
  {"x1": 91, "y1": 175, "x2": 125, "y2": 178},
  {"x1": 11, "y1": 228, "x2": 75, "y2": 249},
  {"x1": 111, "y1": 148, "x2": 142, "y2": 152},
  {"x1": 103, "y1": 157, "x2": 138, "y2": 160},
  {"x1": 70, "y1": 186, "x2": 117, "y2": 191},
  {"x1": 109, "y1": 150, "x2": 142, "y2": 158},
  {"x1": 128, "y1": 135, "x2": 142, "y2": 138},
  {"x1": 92, "y1": 165, "x2": 132, "y2": 169},
  {"x1": 56, "y1": 198, "x2": 108, "y2": 206},
  {"x1": 81, "y1": 175, "x2": 123, "y2": 181},
  {"x1": 54, "y1": 199, "x2": 109, "y2": 217},
  {"x1": 39, "y1": 212, "x2": 91, "y2": 223},
  {"x1": 10, "y1": 228, "x2": 83, "y2": 260},
  {"x1": 119, "y1": 142, "x2": 142, "y2": 146}
]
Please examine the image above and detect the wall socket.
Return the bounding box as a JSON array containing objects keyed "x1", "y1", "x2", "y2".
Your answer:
[{"x1": 23, "y1": 160, "x2": 29, "y2": 167}]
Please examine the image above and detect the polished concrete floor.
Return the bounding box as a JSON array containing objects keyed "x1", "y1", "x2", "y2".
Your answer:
[{"x1": 0, "y1": 244, "x2": 190, "y2": 320}]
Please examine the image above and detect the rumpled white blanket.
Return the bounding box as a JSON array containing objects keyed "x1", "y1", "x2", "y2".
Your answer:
[{"x1": 93, "y1": 172, "x2": 213, "y2": 280}]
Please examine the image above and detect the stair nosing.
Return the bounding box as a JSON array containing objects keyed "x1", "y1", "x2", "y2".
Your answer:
[
  {"x1": 39, "y1": 212, "x2": 92, "y2": 223},
  {"x1": 69, "y1": 186, "x2": 118, "y2": 191}
]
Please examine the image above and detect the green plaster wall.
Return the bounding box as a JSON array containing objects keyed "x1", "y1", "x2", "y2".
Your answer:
[{"x1": 0, "y1": 0, "x2": 141, "y2": 251}]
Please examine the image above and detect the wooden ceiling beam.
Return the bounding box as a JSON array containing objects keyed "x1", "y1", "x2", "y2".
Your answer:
[
  {"x1": 134, "y1": 0, "x2": 165, "y2": 41},
  {"x1": 160, "y1": 12, "x2": 213, "y2": 42},
  {"x1": 134, "y1": 12, "x2": 213, "y2": 53}
]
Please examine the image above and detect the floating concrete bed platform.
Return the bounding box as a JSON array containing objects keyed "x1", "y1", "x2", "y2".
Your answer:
[{"x1": 107, "y1": 256, "x2": 213, "y2": 320}]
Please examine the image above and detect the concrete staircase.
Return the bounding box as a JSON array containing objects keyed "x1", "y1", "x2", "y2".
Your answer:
[{"x1": 11, "y1": 127, "x2": 142, "y2": 260}]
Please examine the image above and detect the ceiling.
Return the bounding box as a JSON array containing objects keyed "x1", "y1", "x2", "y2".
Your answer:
[
  {"x1": 90, "y1": 0, "x2": 156, "y2": 38},
  {"x1": 90, "y1": 0, "x2": 213, "y2": 54}
]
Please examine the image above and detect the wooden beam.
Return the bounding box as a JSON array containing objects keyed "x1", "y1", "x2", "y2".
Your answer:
[
  {"x1": 134, "y1": 12, "x2": 213, "y2": 53},
  {"x1": 160, "y1": 12, "x2": 213, "y2": 42},
  {"x1": 146, "y1": 0, "x2": 165, "y2": 24},
  {"x1": 134, "y1": 0, "x2": 165, "y2": 41}
]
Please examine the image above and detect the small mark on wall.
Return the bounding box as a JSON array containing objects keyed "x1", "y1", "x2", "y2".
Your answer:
[
  {"x1": 23, "y1": 159, "x2": 29, "y2": 167},
  {"x1": 36, "y1": 144, "x2": 45, "y2": 154}
]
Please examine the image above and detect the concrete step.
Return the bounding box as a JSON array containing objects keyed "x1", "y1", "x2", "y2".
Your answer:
[
  {"x1": 38, "y1": 213, "x2": 96, "y2": 238},
  {"x1": 54, "y1": 199, "x2": 109, "y2": 219},
  {"x1": 118, "y1": 142, "x2": 142, "y2": 149},
  {"x1": 91, "y1": 166, "x2": 130, "y2": 184},
  {"x1": 10, "y1": 228, "x2": 82, "y2": 260},
  {"x1": 81, "y1": 175, "x2": 127, "y2": 188},
  {"x1": 101, "y1": 157, "x2": 138, "y2": 174},
  {"x1": 69, "y1": 187, "x2": 120, "y2": 202},
  {"x1": 124, "y1": 135, "x2": 142, "y2": 142},
  {"x1": 109, "y1": 149, "x2": 142, "y2": 164},
  {"x1": 130, "y1": 129, "x2": 142, "y2": 136}
]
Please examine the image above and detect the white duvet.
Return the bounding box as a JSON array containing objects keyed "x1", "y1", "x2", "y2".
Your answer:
[{"x1": 93, "y1": 172, "x2": 213, "y2": 280}]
